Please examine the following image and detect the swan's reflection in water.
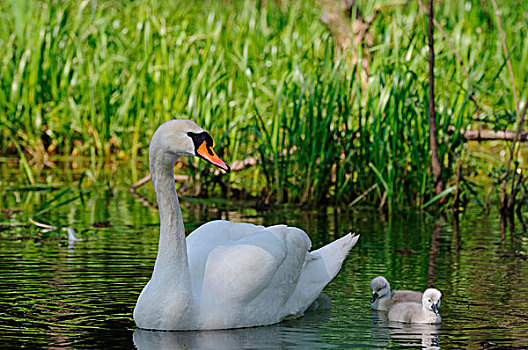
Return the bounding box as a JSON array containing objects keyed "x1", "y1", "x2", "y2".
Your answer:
[
  {"x1": 370, "y1": 311, "x2": 441, "y2": 349},
  {"x1": 133, "y1": 307, "x2": 333, "y2": 350}
]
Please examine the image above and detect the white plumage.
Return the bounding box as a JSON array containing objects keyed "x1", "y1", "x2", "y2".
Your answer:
[{"x1": 387, "y1": 288, "x2": 442, "y2": 324}]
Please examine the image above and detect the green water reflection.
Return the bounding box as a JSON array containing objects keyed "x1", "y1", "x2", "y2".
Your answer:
[{"x1": 0, "y1": 186, "x2": 527, "y2": 349}]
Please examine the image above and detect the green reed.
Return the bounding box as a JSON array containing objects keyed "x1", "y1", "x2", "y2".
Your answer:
[{"x1": 1, "y1": 0, "x2": 526, "y2": 209}]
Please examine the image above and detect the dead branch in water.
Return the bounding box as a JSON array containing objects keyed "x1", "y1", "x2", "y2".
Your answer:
[
  {"x1": 129, "y1": 156, "x2": 260, "y2": 205},
  {"x1": 448, "y1": 127, "x2": 528, "y2": 142},
  {"x1": 130, "y1": 173, "x2": 189, "y2": 190}
]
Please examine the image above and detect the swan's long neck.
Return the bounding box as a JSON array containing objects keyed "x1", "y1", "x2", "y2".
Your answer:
[{"x1": 149, "y1": 147, "x2": 192, "y2": 293}]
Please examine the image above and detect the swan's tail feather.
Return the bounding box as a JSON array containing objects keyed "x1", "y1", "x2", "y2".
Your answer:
[
  {"x1": 311, "y1": 233, "x2": 359, "y2": 280},
  {"x1": 282, "y1": 233, "x2": 360, "y2": 318}
]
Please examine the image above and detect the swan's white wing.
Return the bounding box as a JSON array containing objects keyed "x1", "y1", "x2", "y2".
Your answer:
[
  {"x1": 186, "y1": 220, "x2": 265, "y2": 296},
  {"x1": 198, "y1": 225, "x2": 311, "y2": 328},
  {"x1": 186, "y1": 221, "x2": 359, "y2": 329}
]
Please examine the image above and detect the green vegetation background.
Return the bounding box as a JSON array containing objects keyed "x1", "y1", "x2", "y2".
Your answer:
[{"x1": 1, "y1": 0, "x2": 527, "y2": 209}]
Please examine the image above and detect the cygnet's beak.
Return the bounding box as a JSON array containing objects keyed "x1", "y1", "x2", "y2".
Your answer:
[
  {"x1": 432, "y1": 302, "x2": 440, "y2": 314},
  {"x1": 371, "y1": 292, "x2": 379, "y2": 303}
]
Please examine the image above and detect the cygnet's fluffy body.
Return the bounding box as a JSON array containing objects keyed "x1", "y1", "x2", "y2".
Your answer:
[
  {"x1": 388, "y1": 288, "x2": 442, "y2": 324},
  {"x1": 370, "y1": 276, "x2": 422, "y2": 311}
]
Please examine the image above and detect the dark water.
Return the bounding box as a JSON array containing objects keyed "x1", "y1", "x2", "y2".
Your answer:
[{"x1": 1, "y1": 184, "x2": 527, "y2": 349}]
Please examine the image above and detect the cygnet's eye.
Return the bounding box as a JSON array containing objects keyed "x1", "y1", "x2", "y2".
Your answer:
[{"x1": 377, "y1": 288, "x2": 381, "y2": 292}]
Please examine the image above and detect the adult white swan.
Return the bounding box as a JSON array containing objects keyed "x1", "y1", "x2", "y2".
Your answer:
[{"x1": 133, "y1": 119, "x2": 360, "y2": 330}]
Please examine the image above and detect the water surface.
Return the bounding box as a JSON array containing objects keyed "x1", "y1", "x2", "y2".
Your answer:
[{"x1": 1, "y1": 185, "x2": 527, "y2": 349}]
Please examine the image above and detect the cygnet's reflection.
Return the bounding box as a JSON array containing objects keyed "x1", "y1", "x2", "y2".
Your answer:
[
  {"x1": 389, "y1": 322, "x2": 440, "y2": 349},
  {"x1": 133, "y1": 306, "x2": 331, "y2": 350},
  {"x1": 370, "y1": 310, "x2": 390, "y2": 348},
  {"x1": 370, "y1": 311, "x2": 441, "y2": 349}
]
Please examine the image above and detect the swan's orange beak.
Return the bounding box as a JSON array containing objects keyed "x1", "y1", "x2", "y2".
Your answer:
[{"x1": 196, "y1": 141, "x2": 230, "y2": 173}]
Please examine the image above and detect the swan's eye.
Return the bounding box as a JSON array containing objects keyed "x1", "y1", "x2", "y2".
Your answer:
[{"x1": 428, "y1": 299, "x2": 431, "y2": 302}]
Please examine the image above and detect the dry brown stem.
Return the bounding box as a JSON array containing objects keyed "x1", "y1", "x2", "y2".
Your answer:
[
  {"x1": 415, "y1": 0, "x2": 480, "y2": 117},
  {"x1": 427, "y1": 0, "x2": 444, "y2": 196},
  {"x1": 500, "y1": 94, "x2": 528, "y2": 212}
]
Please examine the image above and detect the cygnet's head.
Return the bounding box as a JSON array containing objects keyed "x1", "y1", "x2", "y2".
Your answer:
[
  {"x1": 422, "y1": 288, "x2": 442, "y2": 314},
  {"x1": 149, "y1": 119, "x2": 230, "y2": 172},
  {"x1": 370, "y1": 276, "x2": 391, "y2": 303}
]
